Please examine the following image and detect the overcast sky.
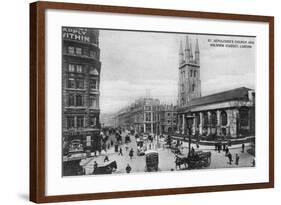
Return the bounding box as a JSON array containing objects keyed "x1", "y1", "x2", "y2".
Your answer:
[{"x1": 99, "y1": 29, "x2": 256, "y2": 114}]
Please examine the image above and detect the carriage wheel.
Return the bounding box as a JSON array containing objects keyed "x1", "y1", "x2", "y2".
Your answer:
[{"x1": 204, "y1": 156, "x2": 211, "y2": 167}]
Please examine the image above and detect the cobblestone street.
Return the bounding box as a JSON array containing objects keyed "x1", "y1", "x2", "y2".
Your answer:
[{"x1": 81, "y1": 132, "x2": 255, "y2": 175}]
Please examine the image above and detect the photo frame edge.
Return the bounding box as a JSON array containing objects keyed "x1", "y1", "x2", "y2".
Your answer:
[{"x1": 29, "y1": 1, "x2": 275, "y2": 203}]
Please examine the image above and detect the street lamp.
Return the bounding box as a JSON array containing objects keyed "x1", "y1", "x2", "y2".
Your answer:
[{"x1": 186, "y1": 114, "x2": 195, "y2": 154}]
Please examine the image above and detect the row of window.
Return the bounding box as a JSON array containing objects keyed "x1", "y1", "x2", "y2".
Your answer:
[
  {"x1": 68, "y1": 64, "x2": 83, "y2": 73},
  {"x1": 181, "y1": 70, "x2": 197, "y2": 80},
  {"x1": 67, "y1": 63, "x2": 100, "y2": 75},
  {"x1": 66, "y1": 116, "x2": 97, "y2": 129},
  {"x1": 67, "y1": 94, "x2": 98, "y2": 108},
  {"x1": 67, "y1": 46, "x2": 98, "y2": 59},
  {"x1": 67, "y1": 78, "x2": 98, "y2": 90}
]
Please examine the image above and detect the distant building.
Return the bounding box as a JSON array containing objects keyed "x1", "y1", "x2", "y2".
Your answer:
[
  {"x1": 115, "y1": 98, "x2": 163, "y2": 134},
  {"x1": 177, "y1": 36, "x2": 255, "y2": 138},
  {"x1": 62, "y1": 27, "x2": 101, "y2": 153},
  {"x1": 159, "y1": 104, "x2": 178, "y2": 134},
  {"x1": 100, "y1": 113, "x2": 116, "y2": 128},
  {"x1": 114, "y1": 98, "x2": 179, "y2": 135}
]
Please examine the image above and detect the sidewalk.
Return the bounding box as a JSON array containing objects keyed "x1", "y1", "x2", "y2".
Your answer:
[{"x1": 180, "y1": 141, "x2": 251, "y2": 151}]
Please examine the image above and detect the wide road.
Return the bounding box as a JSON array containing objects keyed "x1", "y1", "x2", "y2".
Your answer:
[{"x1": 81, "y1": 131, "x2": 255, "y2": 175}]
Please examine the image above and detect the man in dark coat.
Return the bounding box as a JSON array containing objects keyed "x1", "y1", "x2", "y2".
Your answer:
[
  {"x1": 228, "y1": 153, "x2": 232, "y2": 165},
  {"x1": 126, "y1": 164, "x2": 132, "y2": 173},
  {"x1": 129, "y1": 148, "x2": 134, "y2": 159},
  {"x1": 118, "y1": 147, "x2": 123, "y2": 156},
  {"x1": 235, "y1": 153, "x2": 240, "y2": 165},
  {"x1": 242, "y1": 143, "x2": 245, "y2": 153}
]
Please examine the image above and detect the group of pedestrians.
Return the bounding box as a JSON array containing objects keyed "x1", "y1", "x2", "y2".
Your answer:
[{"x1": 214, "y1": 142, "x2": 244, "y2": 166}]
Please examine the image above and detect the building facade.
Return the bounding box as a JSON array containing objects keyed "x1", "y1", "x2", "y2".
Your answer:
[
  {"x1": 114, "y1": 98, "x2": 178, "y2": 135},
  {"x1": 159, "y1": 104, "x2": 178, "y2": 134},
  {"x1": 115, "y1": 98, "x2": 164, "y2": 134},
  {"x1": 177, "y1": 36, "x2": 255, "y2": 138},
  {"x1": 62, "y1": 27, "x2": 101, "y2": 154}
]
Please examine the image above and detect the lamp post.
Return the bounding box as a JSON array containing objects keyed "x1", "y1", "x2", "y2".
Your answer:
[{"x1": 186, "y1": 113, "x2": 195, "y2": 154}]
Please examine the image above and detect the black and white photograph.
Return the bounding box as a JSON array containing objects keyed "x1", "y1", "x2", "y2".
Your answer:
[{"x1": 62, "y1": 27, "x2": 256, "y2": 177}]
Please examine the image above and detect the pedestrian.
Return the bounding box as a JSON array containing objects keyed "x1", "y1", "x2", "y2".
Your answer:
[
  {"x1": 242, "y1": 143, "x2": 245, "y2": 153},
  {"x1": 228, "y1": 153, "x2": 232, "y2": 165},
  {"x1": 118, "y1": 147, "x2": 123, "y2": 156},
  {"x1": 252, "y1": 158, "x2": 255, "y2": 167},
  {"x1": 94, "y1": 150, "x2": 97, "y2": 157},
  {"x1": 218, "y1": 143, "x2": 221, "y2": 153},
  {"x1": 235, "y1": 153, "x2": 240, "y2": 165},
  {"x1": 225, "y1": 146, "x2": 229, "y2": 156},
  {"x1": 93, "y1": 161, "x2": 98, "y2": 173},
  {"x1": 126, "y1": 164, "x2": 132, "y2": 173},
  {"x1": 223, "y1": 143, "x2": 226, "y2": 151},
  {"x1": 129, "y1": 148, "x2": 134, "y2": 159},
  {"x1": 104, "y1": 155, "x2": 109, "y2": 162},
  {"x1": 125, "y1": 143, "x2": 129, "y2": 151}
]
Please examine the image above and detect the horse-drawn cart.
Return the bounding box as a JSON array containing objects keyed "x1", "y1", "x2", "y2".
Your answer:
[
  {"x1": 92, "y1": 161, "x2": 117, "y2": 175},
  {"x1": 175, "y1": 151, "x2": 211, "y2": 170}
]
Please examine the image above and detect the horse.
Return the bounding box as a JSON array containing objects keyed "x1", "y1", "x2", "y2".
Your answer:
[
  {"x1": 93, "y1": 161, "x2": 117, "y2": 175},
  {"x1": 175, "y1": 155, "x2": 189, "y2": 170}
]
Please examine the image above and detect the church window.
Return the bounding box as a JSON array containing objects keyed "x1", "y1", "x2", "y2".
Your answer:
[
  {"x1": 221, "y1": 111, "x2": 227, "y2": 126},
  {"x1": 192, "y1": 84, "x2": 195, "y2": 92},
  {"x1": 190, "y1": 70, "x2": 193, "y2": 77},
  {"x1": 194, "y1": 70, "x2": 196, "y2": 77}
]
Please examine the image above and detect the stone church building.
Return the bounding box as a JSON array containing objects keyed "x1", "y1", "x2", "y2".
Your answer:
[{"x1": 177, "y1": 36, "x2": 255, "y2": 138}]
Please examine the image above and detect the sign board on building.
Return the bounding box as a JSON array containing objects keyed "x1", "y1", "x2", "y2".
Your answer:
[{"x1": 62, "y1": 27, "x2": 98, "y2": 44}]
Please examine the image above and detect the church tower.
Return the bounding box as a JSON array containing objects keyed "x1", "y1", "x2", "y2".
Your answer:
[{"x1": 178, "y1": 35, "x2": 201, "y2": 107}]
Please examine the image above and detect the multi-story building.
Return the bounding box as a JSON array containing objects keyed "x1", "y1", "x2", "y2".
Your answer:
[
  {"x1": 62, "y1": 27, "x2": 101, "y2": 154},
  {"x1": 115, "y1": 98, "x2": 163, "y2": 134},
  {"x1": 159, "y1": 104, "x2": 178, "y2": 134},
  {"x1": 114, "y1": 98, "x2": 179, "y2": 135},
  {"x1": 177, "y1": 35, "x2": 255, "y2": 138}
]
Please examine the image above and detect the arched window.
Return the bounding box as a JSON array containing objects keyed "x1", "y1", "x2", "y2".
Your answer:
[
  {"x1": 192, "y1": 84, "x2": 195, "y2": 92},
  {"x1": 221, "y1": 110, "x2": 227, "y2": 126},
  {"x1": 194, "y1": 70, "x2": 196, "y2": 77},
  {"x1": 210, "y1": 112, "x2": 217, "y2": 127},
  {"x1": 203, "y1": 113, "x2": 208, "y2": 128},
  {"x1": 239, "y1": 107, "x2": 249, "y2": 127}
]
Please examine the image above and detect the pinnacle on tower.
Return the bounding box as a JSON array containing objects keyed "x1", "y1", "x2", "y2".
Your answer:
[
  {"x1": 189, "y1": 42, "x2": 193, "y2": 60},
  {"x1": 195, "y1": 38, "x2": 200, "y2": 65},
  {"x1": 184, "y1": 35, "x2": 190, "y2": 63},
  {"x1": 179, "y1": 40, "x2": 184, "y2": 65},
  {"x1": 195, "y1": 38, "x2": 199, "y2": 53}
]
